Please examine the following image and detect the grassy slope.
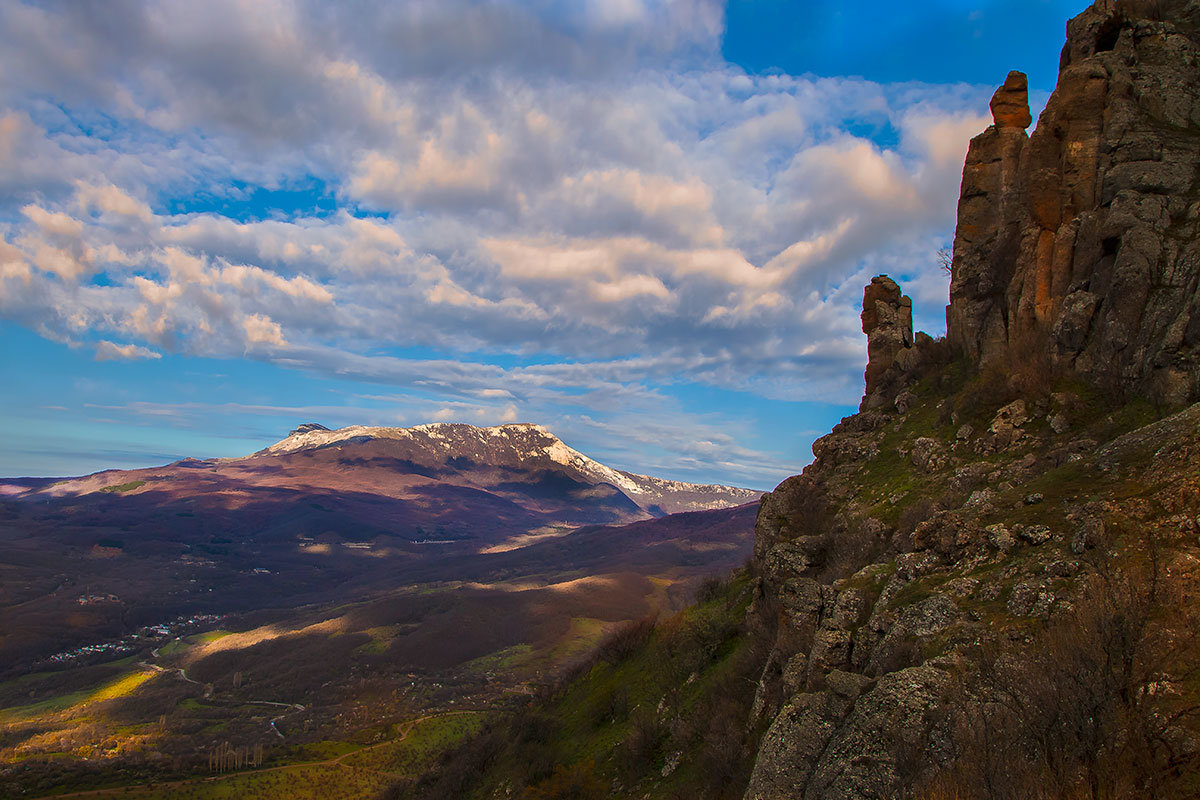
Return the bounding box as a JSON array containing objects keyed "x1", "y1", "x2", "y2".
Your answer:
[
  {"x1": 397, "y1": 358, "x2": 1200, "y2": 799},
  {"x1": 24, "y1": 713, "x2": 485, "y2": 800},
  {"x1": 397, "y1": 571, "x2": 770, "y2": 800}
]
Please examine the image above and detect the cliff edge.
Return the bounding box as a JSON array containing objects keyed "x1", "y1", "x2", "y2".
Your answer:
[
  {"x1": 745, "y1": 2, "x2": 1200, "y2": 798},
  {"x1": 948, "y1": 0, "x2": 1200, "y2": 405}
]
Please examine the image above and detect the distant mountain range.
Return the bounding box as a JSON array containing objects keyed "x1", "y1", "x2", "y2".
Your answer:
[
  {"x1": 262, "y1": 421, "x2": 761, "y2": 516},
  {"x1": 0, "y1": 421, "x2": 760, "y2": 675}
]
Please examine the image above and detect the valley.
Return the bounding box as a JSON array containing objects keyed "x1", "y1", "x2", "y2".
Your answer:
[
  {"x1": 0, "y1": 424, "x2": 758, "y2": 797},
  {"x1": 5, "y1": 0, "x2": 1200, "y2": 797}
]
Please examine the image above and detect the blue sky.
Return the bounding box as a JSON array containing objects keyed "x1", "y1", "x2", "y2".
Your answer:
[{"x1": 0, "y1": 0, "x2": 1084, "y2": 488}]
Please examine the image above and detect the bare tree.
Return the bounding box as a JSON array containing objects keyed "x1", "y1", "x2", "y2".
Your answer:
[
  {"x1": 925, "y1": 533, "x2": 1200, "y2": 799},
  {"x1": 937, "y1": 247, "x2": 953, "y2": 276}
]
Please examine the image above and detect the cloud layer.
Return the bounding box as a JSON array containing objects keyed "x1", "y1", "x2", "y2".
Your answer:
[{"x1": 0, "y1": 0, "x2": 991, "y2": 486}]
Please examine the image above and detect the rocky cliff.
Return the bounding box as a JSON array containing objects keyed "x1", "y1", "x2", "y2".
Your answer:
[
  {"x1": 948, "y1": 0, "x2": 1200, "y2": 405},
  {"x1": 744, "y1": 3, "x2": 1200, "y2": 798}
]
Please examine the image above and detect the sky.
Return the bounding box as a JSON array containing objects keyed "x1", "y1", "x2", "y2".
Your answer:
[{"x1": 0, "y1": 0, "x2": 1084, "y2": 488}]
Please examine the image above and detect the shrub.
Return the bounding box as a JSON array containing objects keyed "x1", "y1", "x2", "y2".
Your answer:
[
  {"x1": 596, "y1": 616, "x2": 656, "y2": 665},
  {"x1": 695, "y1": 575, "x2": 725, "y2": 604},
  {"x1": 814, "y1": 521, "x2": 886, "y2": 584},
  {"x1": 525, "y1": 759, "x2": 605, "y2": 800},
  {"x1": 924, "y1": 538, "x2": 1200, "y2": 799},
  {"x1": 617, "y1": 708, "x2": 666, "y2": 779}
]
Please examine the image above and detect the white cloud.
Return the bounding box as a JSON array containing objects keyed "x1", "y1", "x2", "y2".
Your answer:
[
  {"x1": 0, "y1": 235, "x2": 31, "y2": 283},
  {"x1": 590, "y1": 273, "x2": 671, "y2": 303},
  {"x1": 0, "y1": 0, "x2": 995, "y2": 483},
  {"x1": 242, "y1": 313, "x2": 286, "y2": 347},
  {"x1": 74, "y1": 182, "x2": 155, "y2": 223},
  {"x1": 95, "y1": 340, "x2": 162, "y2": 361}
]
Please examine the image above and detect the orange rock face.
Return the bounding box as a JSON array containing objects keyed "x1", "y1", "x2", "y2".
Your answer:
[
  {"x1": 989, "y1": 71, "x2": 1033, "y2": 129},
  {"x1": 946, "y1": 0, "x2": 1200, "y2": 406}
]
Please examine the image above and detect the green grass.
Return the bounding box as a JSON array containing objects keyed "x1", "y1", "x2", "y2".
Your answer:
[
  {"x1": 98, "y1": 480, "x2": 146, "y2": 494},
  {"x1": 189, "y1": 630, "x2": 232, "y2": 644},
  {"x1": 354, "y1": 638, "x2": 390, "y2": 655},
  {"x1": 280, "y1": 740, "x2": 362, "y2": 762},
  {"x1": 91, "y1": 714, "x2": 486, "y2": 800},
  {"x1": 88, "y1": 670, "x2": 155, "y2": 703},
  {"x1": 157, "y1": 638, "x2": 187, "y2": 656},
  {"x1": 425, "y1": 572, "x2": 762, "y2": 799},
  {"x1": 342, "y1": 713, "x2": 487, "y2": 774},
  {"x1": 836, "y1": 561, "x2": 895, "y2": 598},
  {"x1": 0, "y1": 686, "x2": 93, "y2": 720},
  {"x1": 112, "y1": 764, "x2": 391, "y2": 800},
  {"x1": 463, "y1": 643, "x2": 535, "y2": 674},
  {"x1": 0, "y1": 665, "x2": 156, "y2": 721},
  {"x1": 547, "y1": 617, "x2": 608, "y2": 664},
  {"x1": 886, "y1": 572, "x2": 952, "y2": 612},
  {"x1": 352, "y1": 624, "x2": 416, "y2": 655}
]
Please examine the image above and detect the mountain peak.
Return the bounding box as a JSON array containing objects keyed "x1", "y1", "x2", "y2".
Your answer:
[
  {"x1": 288, "y1": 422, "x2": 331, "y2": 437},
  {"x1": 260, "y1": 420, "x2": 760, "y2": 514}
]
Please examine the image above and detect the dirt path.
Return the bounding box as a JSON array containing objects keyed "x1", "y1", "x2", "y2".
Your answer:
[
  {"x1": 30, "y1": 711, "x2": 480, "y2": 800},
  {"x1": 145, "y1": 643, "x2": 292, "y2": 735}
]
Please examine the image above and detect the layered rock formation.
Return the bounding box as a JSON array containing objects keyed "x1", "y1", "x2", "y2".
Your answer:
[
  {"x1": 948, "y1": 0, "x2": 1200, "y2": 405},
  {"x1": 860, "y1": 276, "x2": 914, "y2": 411},
  {"x1": 743, "y1": 3, "x2": 1200, "y2": 798}
]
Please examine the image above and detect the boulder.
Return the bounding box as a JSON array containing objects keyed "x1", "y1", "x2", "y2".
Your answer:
[
  {"x1": 804, "y1": 665, "x2": 953, "y2": 800},
  {"x1": 744, "y1": 691, "x2": 849, "y2": 800},
  {"x1": 990, "y1": 70, "x2": 1033, "y2": 129}
]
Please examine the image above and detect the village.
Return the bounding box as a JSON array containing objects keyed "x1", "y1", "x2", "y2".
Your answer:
[{"x1": 43, "y1": 612, "x2": 224, "y2": 665}]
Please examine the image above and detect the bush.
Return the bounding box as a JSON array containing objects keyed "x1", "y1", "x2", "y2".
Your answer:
[
  {"x1": 596, "y1": 616, "x2": 656, "y2": 665},
  {"x1": 924, "y1": 539, "x2": 1200, "y2": 799},
  {"x1": 695, "y1": 575, "x2": 725, "y2": 604},
  {"x1": 814, "y1": 521, "x2": 886, "y2": 584},
  {"x1": 617, "y1": 708, "x2": 666, "y2": 779},
  {"x1": 525, "y1": 760, "x2": 605, "y2": 800}
]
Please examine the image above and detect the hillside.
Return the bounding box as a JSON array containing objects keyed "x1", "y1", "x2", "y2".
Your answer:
[
  {"x1": 0, "y1": 425, "x2": 758, "y2": 798},
  {"x1": 393, "y1": 3, "x2": 1200, "y2": 798},
  {"x1": 262, "y1": 422, "x2": 759, "y2": 516}
]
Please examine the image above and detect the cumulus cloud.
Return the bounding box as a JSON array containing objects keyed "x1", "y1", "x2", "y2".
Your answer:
[{"x1": 0, "y1": 0, "x2": 998, "y2": 484}]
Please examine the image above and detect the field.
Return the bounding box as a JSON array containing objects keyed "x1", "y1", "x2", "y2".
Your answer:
[
  {"x1": 0, "y1": 450, "x2": 756, "y2": 797},
  {"x1": 24, "y1": 713, "x2": 486, "y2": 800},
  {"x1": 0, "y1": 565, "x2": 731, "y2": 797}
]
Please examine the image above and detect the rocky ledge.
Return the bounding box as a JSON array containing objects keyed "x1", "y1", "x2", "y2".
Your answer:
[{"x1": 744, "y1": 2, "x2": 1200, "y2": 797}]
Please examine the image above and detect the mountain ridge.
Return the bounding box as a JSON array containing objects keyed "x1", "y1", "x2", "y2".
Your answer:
[{"x1": 256, "y1": 420, "x2": 762, "y2": 514}]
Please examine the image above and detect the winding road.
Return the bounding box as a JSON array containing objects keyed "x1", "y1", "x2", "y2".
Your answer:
[{"x1": 139, "y1": 637, "x2": 304, "y2": 737}]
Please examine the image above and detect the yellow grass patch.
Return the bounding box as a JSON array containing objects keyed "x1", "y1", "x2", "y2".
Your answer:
[
  {"x1": 89, "y1": 670, "x2": 155, "y2": 704},
  {"x1": 477, "y1": 524, "x2": 576, "y2": 554}
]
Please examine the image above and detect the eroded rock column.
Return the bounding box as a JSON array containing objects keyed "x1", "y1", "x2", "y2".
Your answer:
[{"x1": 861, "y1": 275, "x2": 913, "y2": 411}]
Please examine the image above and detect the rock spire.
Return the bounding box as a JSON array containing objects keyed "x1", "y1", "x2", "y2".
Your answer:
[
  {"x1": 860, "y1": 276, "x2": 914, "y2": 411},
  {"x1": 946, "y1": 0, "x2": 1200, "y2": 405}
]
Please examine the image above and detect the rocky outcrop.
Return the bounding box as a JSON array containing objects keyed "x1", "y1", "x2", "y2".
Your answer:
[
  {"x1": 744, "y1": 4, "x2": 1200, "y2": 798},
  {"x1": 948, "y1": 0, "x2": 1200, "y2": 405},
  {"x1": 989, "y1": 70, "x2": 1033, "y2": 129},
  {"x1": 860, "y1": 276, "x2": 914, "y2": 411}
]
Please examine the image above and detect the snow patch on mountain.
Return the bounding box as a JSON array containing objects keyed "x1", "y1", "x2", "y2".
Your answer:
[{"x1": 260, "y1": 422, "x2": 760, "y2": 513}]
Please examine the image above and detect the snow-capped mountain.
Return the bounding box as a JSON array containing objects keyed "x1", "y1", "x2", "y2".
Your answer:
[{"x1": 261, "y1": 421, "x2": 761, "y2": 515}]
